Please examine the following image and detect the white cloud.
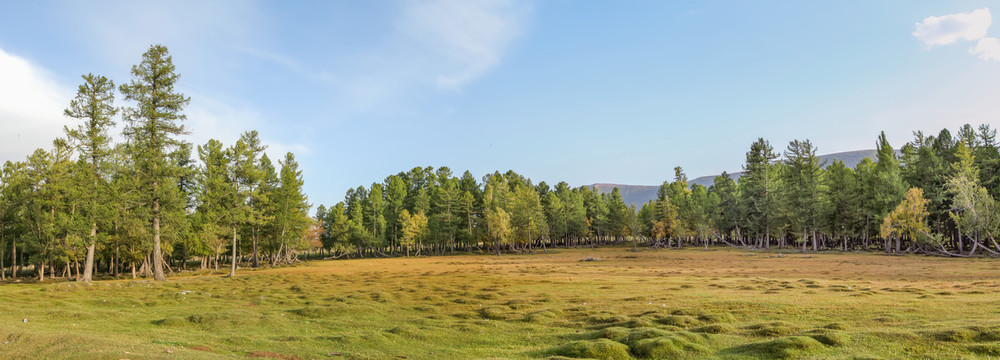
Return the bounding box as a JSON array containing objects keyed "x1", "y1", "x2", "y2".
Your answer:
[
  {"x1": 970, "y1": 37, "x2": 1000, "y2": 61},
  {"x1": 397, "y1": 0, "x2": 530, "y2": 90},
  {"x1": 913, "y1": 8, "x2": 991, "y2": 47},
  {"x1": 0, "y1": 48, "x2": 73, "y2": 163}
]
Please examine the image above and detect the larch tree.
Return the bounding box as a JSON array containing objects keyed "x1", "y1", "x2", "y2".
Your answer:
[
  {"x1": 872, "y1": 131, "x2": 907, "y2": 253},
  {"x1": 399, "y1": 209, "x2": 428, "y2": 257},
  {"x1": 234, "y1": 131, "x2": 268, "y2": 267},
  {"x1": 709, "y1": 172, "x2": 740, "y2": 243},
  {"x1": 824, "y1": 160, "x2": 858, "y2": 250},
  {"x1": 119, "y1": 45, "x2": 191, "y2": 281},
  {"x1": 880, "y1": 188, "x2": 934, "y2": 249},
  {"x1": 195, "y1": 139, "x2": 237, "y2": 274},
  {"x1": 272, "y1": 153, "x2": 311, "y2": 264},
  {"x1": 946, "y1": 142, "x2": 999, "y2": 254},
  {"x1": 740, "y1": 138, "x2": 779, "y2": 249},
  {"x1": 63, "y1": 73, "x2": 117, "y2": 283},
  {"x1": 384, "y1": 175, "x2": 407, "y2": 252},
  {"x1": 783, "y1": 139, "x2": 824, "y2": 251}
]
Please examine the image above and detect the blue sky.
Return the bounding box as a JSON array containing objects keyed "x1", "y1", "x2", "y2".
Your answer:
[{"x1": 2, "y1": 1, "x2": 999, "y2": 209}]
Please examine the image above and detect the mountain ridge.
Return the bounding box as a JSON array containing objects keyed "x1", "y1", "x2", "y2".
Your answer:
[{"x1": 590, "y1": 149, "x2": 883, "y2": 207}]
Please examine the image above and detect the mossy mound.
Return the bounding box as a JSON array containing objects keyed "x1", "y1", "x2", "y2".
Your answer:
[
  {"x1": 691, "y1": 323, "x2": 736, "y2": 334},
  {"x1": 585, "y1": 313, "x2": 630, "y2": 325},
  {"x1": 291, "y1": 306, "x2": 334, "y2": 319},
  {"x1": 968, "y1": 343, "x2": 1000, "y2": 356},
  {"x1": 618, "y1": 317, "x2": 655, "y2": 329},
  {"x1": 697, "y1": 313, "x2": 735, "y2": 323},
  {"x1": 547, "y1": 339, "x2": 631, "y2": 360},
  {"x1": 480, "y1": 306, "x2": 512, "y2": 320},
  {"x1": 966, "y1": 326, "x2": 1000, "y2": 341},
  {"x1": 525, "y1": 309, "x2": 563, "y2": 323},
  {"x1": 386, "y1": 325, "x2": 422, "y2": 338},
  {"x1": 369, "y1": 291, "x2": 394, "y2": 303},
  {"x1": 506, "y1": 299, "x2": 532, "y2": 309},
  {"x1": 728, "y1": 336, "x2": 826, "y2": 359},
  {"x1": 411, "y1": 305, "x2": 437, "y2": 313},
  {"x1": 631, "y1": 332, "x2": 709, "y2": 359},
  {"x1": 745, "y1": 321, "x2": 799, "y2": 337},
  {"x1": 655, "y1": 315, "x2": 699, "y2": 328},
  {"x1": 593, "y1": 327, "x2": 631, "y2": 343},
  {"x1": 474, "y1": 293, "x2": 499, "y2": 300},
  {"x1": 822, "y1": 322, "x2": 847, "y2": 330},
  {"x1": 807, "y1": 331, "x2": 850, "y2": 346},
  {"x1": 153, "y1": 316, "x2": 187, "y2": 327},
  {"x1": 422, "y1": 295, "x2": 445, "y2": 302},
  {"x1": 923, "y1": 328, "x2": 978, "y2": 342},
  {"x1": 620, "y1": 328, "x2": 672, "y2": 346},
  {"x1": 186, "y1": 310, "x2": 260, "y2": 328}
]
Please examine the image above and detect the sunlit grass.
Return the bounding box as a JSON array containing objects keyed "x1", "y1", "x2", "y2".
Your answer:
[{"x1": 1, "y1": 247, "x2": 999, "y2": 359}]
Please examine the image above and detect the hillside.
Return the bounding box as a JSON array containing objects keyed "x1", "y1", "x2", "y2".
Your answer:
[
  {"x1": 589, "y1": 183, "x2": 660, "y2": 208},
  {"x1": 593, "y1": 149, "x2": 882, "y2": 207}
]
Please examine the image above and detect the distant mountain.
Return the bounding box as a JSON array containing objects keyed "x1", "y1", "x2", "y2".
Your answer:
[
  {"x1": 592, "y1": 149, "x2": 885, "y2": 207},
  {"x1": 590, "y1": 183, "x2": 660, "y2": 208}
]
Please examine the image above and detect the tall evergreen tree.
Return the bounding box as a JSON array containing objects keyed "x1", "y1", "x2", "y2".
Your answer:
[
  {"x1": 782, "y1": 139, "x2": 824, "y2": 251},
  {"x1": 63, "y1": 74, "x2": 118, "y2": 282},
  {"x1": 872, "y1": 131, "x2": 907, "y2": 252},
  {"x1": 740, "y1": 138, "x2": 779, "y2": 249},
  {"x1": 272, "y1": 153, "x2": 311, "y2": 264},
  {"x1": 119, "y1": 45, "x2": 191, "y2": 281}
]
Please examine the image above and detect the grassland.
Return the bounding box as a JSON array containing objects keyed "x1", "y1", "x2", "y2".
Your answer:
[{"x1": 1, "y1": 247, "x2": 1000, "y2": 359}]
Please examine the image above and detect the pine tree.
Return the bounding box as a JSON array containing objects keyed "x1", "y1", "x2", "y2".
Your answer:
[
  {"x1": 782, "y1": 139, "x2": 824, "y2": 251},
  {"x1": 740, "y1": 138, "x2": 779, "y2": 249},
  {"x1": 873, "y1": 131, "x2": 907, "y2": 253},
  {"x1": 64, "y1": 74, "x2": 117, "y2": 282},
  {"x1": 709, "y1": 172, "x2": 739, "y2": 242},
  {"x1": 272, "y1": 153, "x2": 311, "y2": 264},
  {"x1": 195, "y1": 139, "x2": 234, "y2": 273},
  {"x1": 119, "y1": 45, "x2": 191, "y2": 281}
]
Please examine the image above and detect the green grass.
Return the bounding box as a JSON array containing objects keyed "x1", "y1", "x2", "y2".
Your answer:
[{"x1": 1, "y1": 247, "x2": 999, "y2": 359}]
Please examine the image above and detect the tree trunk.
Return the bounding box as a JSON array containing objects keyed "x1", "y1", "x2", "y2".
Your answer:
[
  {"x1": 10, "y1": 241, "x2": 15, "y2": 279},
  {"x1": 765, "y1": 225, "x2": 771, "y2": 250},
  {"x1": 252, "y1": 227, "x2": 260, "y2": 268},
  {"x1": 152, "y1": 196, "x2": 166, "y2": 281},
  {"x1": 229, "y1": 227, "x2": 238, "y2": 277},
  {"x1": 812, "y1": 229, "x2": 818, "y2": 252},
  {"x1": 81, "y1": 222, "x2": 97, "y2": 283}
]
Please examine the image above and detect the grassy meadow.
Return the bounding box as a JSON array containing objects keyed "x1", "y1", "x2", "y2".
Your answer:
[{"x1": 1, "y1": 247, "x2": 1000, "y2": 359}]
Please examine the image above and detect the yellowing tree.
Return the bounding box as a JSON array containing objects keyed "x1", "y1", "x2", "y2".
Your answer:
[
  {"x1": 880, "y1": 188, "x2": 933, "y2": 248},
  {"x1": 400, "y1": 209, "x2": 428, "y2": 257},
  {"x1": 485, "y1": 207, "x2": 512, "y2": 255}
]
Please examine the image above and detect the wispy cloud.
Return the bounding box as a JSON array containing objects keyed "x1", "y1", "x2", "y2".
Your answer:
[
  {"x1": 55, "y1": 0, "x2": 263, "y2": 71},
  {"x1": 0, "y1": 47, "x2": 73, "y2": 162},
  {"x1": 397, "y1": 0, "x2": 530, "y2": 90},
  {"x1": 913, "y1": 8, "x2": 991, "y2": 47}
]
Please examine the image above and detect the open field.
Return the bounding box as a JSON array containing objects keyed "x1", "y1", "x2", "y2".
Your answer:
[{"x1": 2, "y1": 248, "x2": 1000, "y2": 359}]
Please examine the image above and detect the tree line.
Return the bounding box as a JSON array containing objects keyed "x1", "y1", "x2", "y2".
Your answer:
[
  {"x1": 316, "y1": 124, "x2": 1000, "y2": 258},
  {"x1": 0, "y1": 45, "x2": 312, "y2": 282}
]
